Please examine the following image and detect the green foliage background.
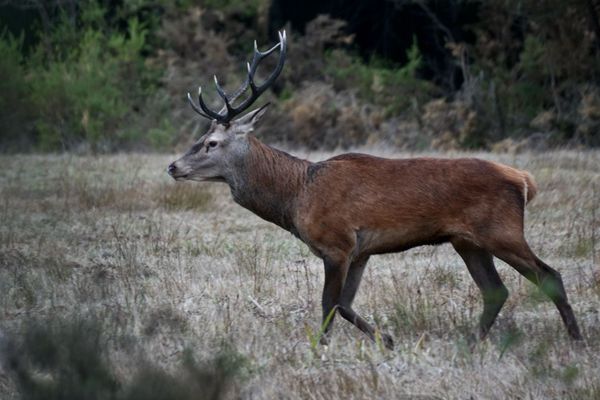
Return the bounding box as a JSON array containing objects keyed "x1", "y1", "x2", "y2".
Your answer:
[
  {"x1": 0, "y1": 0, "x2": 599, "y2": 152},
  {"x1": 1, "y1": 0, "x2": 173, "y2": 152}
]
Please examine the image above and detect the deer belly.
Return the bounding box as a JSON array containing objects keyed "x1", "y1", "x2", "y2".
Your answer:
[{"x1": 357, "y1": 226, "x2": 450, "y2": 255}]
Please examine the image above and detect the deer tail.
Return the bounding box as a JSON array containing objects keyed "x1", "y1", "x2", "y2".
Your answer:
[{"x1": 523, "y1": 171, "x2": 537, "y2": 204}]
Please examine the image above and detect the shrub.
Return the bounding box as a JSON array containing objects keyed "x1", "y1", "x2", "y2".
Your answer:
[
  {"x1": 576, "y1": 85, "x2": 600, "y2": 146},
  {"x1": 0, "y1": 0, "x2": 169, "y2": 152},
  {"x1": 280, "y1": 82, "x2": 375, "y2": 149},
  {"x1": 29, "y1": 8, "x2": 162, "y2": 152},
  {"x1": 326, "y1": 37, "x2": 437, "y2": 117},
  {"x1": 0, "y1": 32, "x2": 33, "y2": 150},
  {"x1": 2, "y1": 316, "x2": 247, "y2": 400},
  {"x1": 467, "y1": 0, "x2": 600, "y2": 147}
]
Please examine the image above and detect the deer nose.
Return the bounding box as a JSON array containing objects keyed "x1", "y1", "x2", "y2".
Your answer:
[{"x1": 168, "y1": 163, "x2": 177, "y2": 176}]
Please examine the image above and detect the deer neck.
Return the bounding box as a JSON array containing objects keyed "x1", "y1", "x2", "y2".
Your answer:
[{"x1": 228, "y1": 136, "x2": 309, "y2": 235}]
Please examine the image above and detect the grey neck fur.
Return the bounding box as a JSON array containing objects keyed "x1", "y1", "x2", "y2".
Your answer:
[{"x1": 227, "y1": 136, "x2": 310, "y2": 236}]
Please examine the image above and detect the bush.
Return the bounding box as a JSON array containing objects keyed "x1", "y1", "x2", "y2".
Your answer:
[
  {"x1": 0, "y1": 33, "x2": 33, "y2": 150},
  {"x1": 3, "y1": 316, "x2": 247, "y2": 400},
  {"x1": 2, "y1": 0, "x2": 599, "y2": 151},
  {"x1": 279, "y1": 82, "x2": 374, "y2": 149},
  {"x1": 326, "y1": 37, "x2": 437, "y2": 117},
  {"x1": 258, "y1": 16, "x2": 436, "y2": 149},
  {"x1": 466, "y1": 0, "x2": 600, "y2": 147},
  {"x1": 31, "y1": 6, "x2": 164, "y2": 151},
  {"x1": 0, "y1": 0, "x2": 169, "y2": 152}
]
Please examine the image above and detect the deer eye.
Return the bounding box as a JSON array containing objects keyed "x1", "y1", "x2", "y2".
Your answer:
[{"x1": 205, "y1": 140, "x2": 218, "y2": 153}]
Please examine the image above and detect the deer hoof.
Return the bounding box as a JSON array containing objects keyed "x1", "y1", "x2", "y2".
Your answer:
[{"x1": 382, "y1": 333, "x2": 394, "y2": 350}]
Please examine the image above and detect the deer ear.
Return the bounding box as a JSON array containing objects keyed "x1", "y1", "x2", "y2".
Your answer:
[{"x1": 233, "y1": 103, "x2": 270, "y2": 133}]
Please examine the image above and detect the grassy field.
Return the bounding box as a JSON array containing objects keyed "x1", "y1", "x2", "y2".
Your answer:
[{"x1": 0, "y1": 150, "x2": 599, "y2": 399}]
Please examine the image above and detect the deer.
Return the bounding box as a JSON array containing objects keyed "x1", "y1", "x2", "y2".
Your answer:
[{"x1": 168, "y1": 31, "x2": 582, "y2": 350}]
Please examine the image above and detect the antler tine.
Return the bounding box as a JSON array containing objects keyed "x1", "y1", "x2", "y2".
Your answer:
[
  {"x1": 264, "y1": 30, "x2": 287, "y2": 85},
  {"x1": 255, "y1": 37, "x2": 283, "y2": 57},
  {"x1": 187, "y1": 89, "x2": 211, "y2": 119},
  {"x1": 187, "y1": 30, "x2": 287, "y2": 124},
  {"x1": 246, "y1": 31, "x2": 285, "y2": 79},
  {"x1": 230, "y1": 30, "x2": 287, "y2": 117},
  {"x1": 225, "y1": 38, "x2": 281, "y2": 105},
  {"x1": 195, "y1": 86, "x2": 223, "y2": 120},
  {"x1": 214, "y1": 75, "x2": 234, "y2": 115}
]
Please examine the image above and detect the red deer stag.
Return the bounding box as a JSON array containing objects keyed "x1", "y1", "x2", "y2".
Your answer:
[{"x1": 168, "y1": 31, "x2": 582, "y2": 349}]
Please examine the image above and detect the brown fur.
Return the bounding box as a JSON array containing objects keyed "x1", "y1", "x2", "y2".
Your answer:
[
  {"x1": 488, "y1": 161, "x2": 537, "y2": 204},
  {"x1": 174, "y1": 134, "x2": 581, "y2": 349},
  {"x1": 228, "y1": 138, "x2": 581, "y2": 348},
  {"x1": 295, "y1": 155, "x2": 531, "y2": 258}
]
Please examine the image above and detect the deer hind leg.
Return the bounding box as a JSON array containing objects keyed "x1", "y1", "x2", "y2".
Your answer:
[
  {"x1": 452, "y1": 240, "x2": 509, "y2": 340},
  {"x1": 337, "y1": 256, "x2": 394, "y2": 350},
  {"x1": 489, "y1": 236, "x2": 583, "y2": 340}
]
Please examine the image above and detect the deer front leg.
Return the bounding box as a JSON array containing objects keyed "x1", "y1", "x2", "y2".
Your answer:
[
  {"x1": 337, "y1": 256, "x2": 394, "y2": 350},
  {"x1": 319, "y1": 255, "x2": 350, "y2": 343}
]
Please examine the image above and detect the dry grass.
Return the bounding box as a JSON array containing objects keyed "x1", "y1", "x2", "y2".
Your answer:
[{"x1": 0, "y1": 150, "x2": 599, "y2": 399}]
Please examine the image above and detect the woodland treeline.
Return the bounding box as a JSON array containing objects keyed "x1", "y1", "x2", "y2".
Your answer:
[{"x1": 1, "y1": 0, "x2": 599, "y2": 152}]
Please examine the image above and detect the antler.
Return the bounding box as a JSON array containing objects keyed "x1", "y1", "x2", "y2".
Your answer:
[{"x1": 187, "y1": 30, "x2": 287, "y2": 124}]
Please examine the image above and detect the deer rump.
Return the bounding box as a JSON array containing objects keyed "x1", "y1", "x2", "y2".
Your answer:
[{"x1": 298, "y1": 155, "x2": 537, "y2": 258}]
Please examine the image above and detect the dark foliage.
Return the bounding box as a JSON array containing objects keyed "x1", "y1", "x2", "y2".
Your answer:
[
  {"x1": 2, "y1": 316, "x2": 246, "y2": 400},
  {"x1": 269, "y1": 0, "x2": 481, "y2": 91},
  {"x1": 0, "y1": 0, "x2": 599, "y2": 151}
]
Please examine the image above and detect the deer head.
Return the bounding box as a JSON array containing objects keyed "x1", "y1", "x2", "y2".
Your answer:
[{"x1": 168, "y1": 31, "x2": 287, "y2": 183}]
